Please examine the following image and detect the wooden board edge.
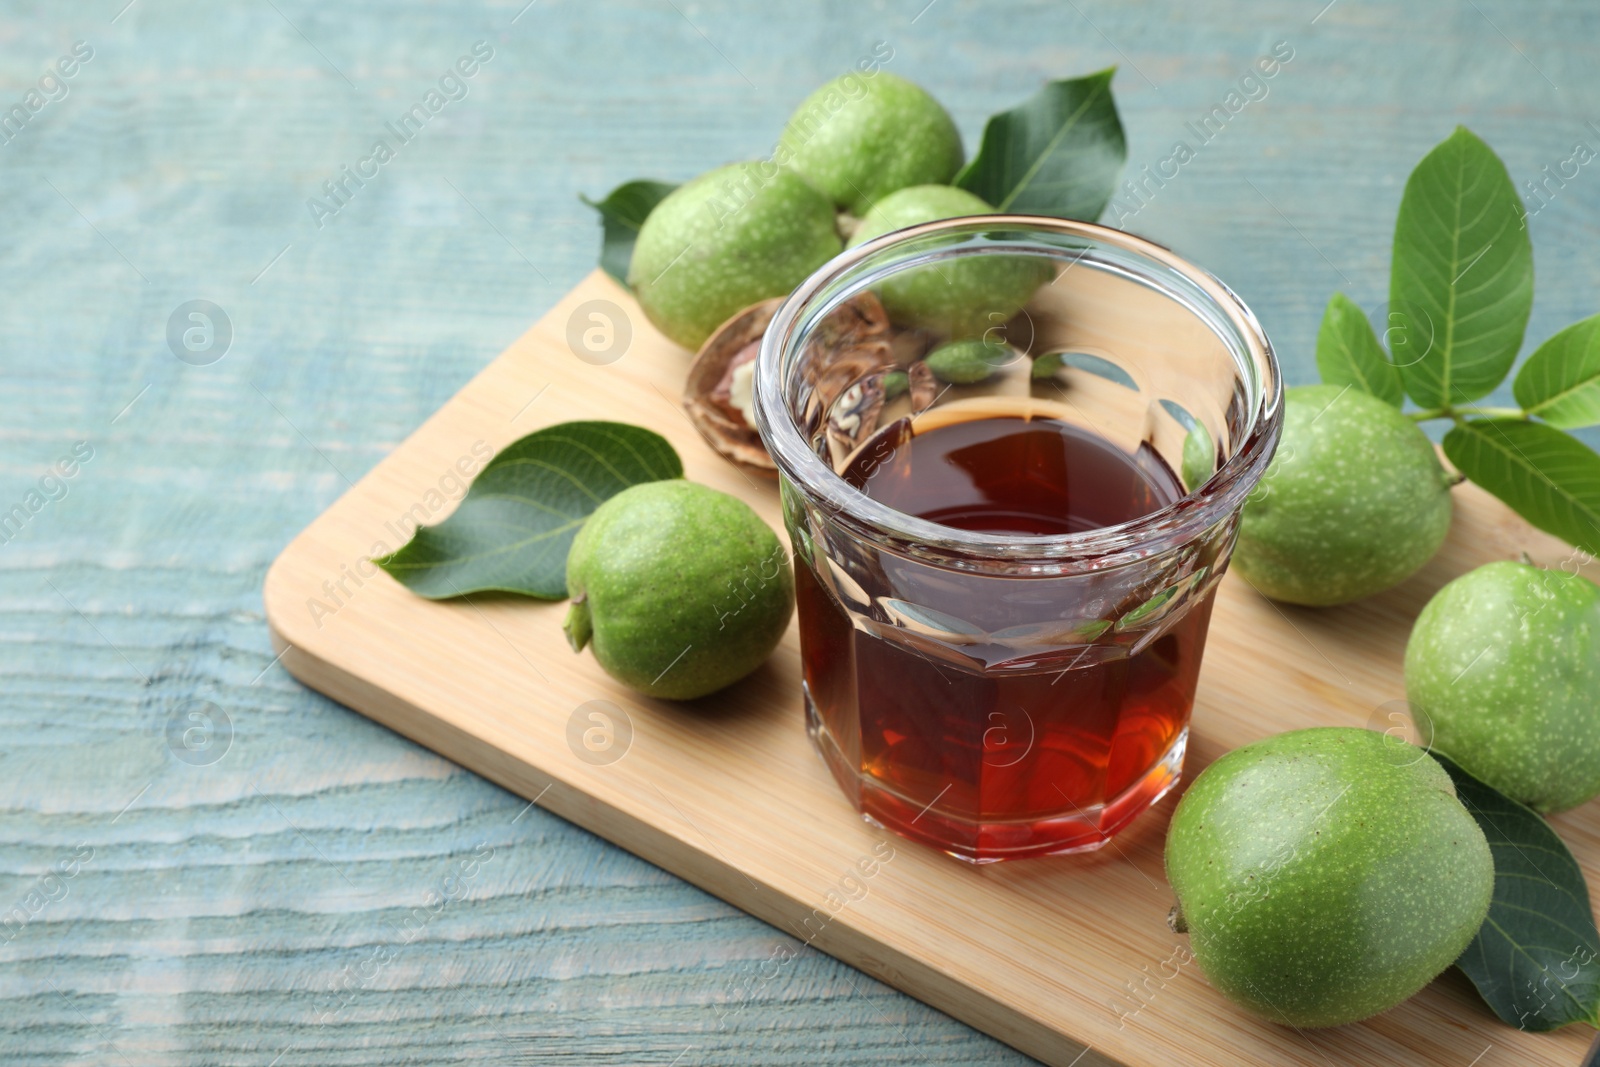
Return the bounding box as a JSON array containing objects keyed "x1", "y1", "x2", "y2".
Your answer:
[{"x1": 261, "y1": 548, "x2": 1122, "y2": 1067}]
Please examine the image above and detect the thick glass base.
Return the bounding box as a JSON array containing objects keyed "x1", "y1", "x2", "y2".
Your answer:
[{"x1": 807, "y1": 691, "x2": 1187, "y2": 863}]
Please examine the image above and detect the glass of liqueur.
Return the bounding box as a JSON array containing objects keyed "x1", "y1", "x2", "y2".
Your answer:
[{"x1": 752, "y1": 217, "x2": 1282, "y2": 862}]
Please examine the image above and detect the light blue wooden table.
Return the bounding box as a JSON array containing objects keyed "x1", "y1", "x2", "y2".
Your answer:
[{"x1": 3, "y1": 2, "x2": 1597, "y2": 1063}]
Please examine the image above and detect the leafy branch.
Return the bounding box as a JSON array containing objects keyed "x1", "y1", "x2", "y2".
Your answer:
[{"x1": 1316, "y1": 126, "x2": 1600, "y2": 557}]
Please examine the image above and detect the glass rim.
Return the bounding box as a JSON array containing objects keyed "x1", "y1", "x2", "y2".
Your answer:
[{"x1": 752, "y1": 214, "x2": 1283, "y2": 567}]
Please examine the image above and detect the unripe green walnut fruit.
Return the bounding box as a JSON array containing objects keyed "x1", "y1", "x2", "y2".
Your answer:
[
  {"x1": 1233, "y1": 384, "x2": 1454, "y2": 606},
  {"x1": 778, "y1": 72, "x2": 964, "y2": 214},
  {"x1": 1406, "y1": 561, "x2": 1600, "y2": 812},
  {"x1": 1165, "y1": 727, "x2": 1493, "y2": 1029},
  {"x1": 924, "y1": 338, "x2": 1013, "y2": 384},
  {"x1": 629, "y1": 162, "x2": 841, "y2": 350},
  {"x1": 563, "y1": 480, "x2": 794, "y2": 700},
  {"x1": 847, "y1": 185, "x2": 1051, "y2": 339}
]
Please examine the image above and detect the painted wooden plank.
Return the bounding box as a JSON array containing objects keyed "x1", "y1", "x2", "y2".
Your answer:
[{"x1": 3, "y1": 1, "x2": 1599, "y2": 1064}]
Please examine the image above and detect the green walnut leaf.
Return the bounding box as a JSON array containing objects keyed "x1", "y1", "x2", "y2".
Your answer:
[
  {"x1": 1514, "y1": 313, "x2": 1600, "y2": 429},
  {"x1": 375, "y1": 421, "x2": 683, "y2": 599},
  {"x1": 1315, "y1": 291, "x2": 1402, "y2": 407},
  {"x1": 580, "y1": 180, "x2": 679, "y2": 285},
  {"x1": 954, "y1": 68, "x2": 1127, "y2": 221},
  {"x1": 1389, "y1": 126, "x2": 1533, "y2": 407},
  {"x1": 1442, "y1": 418, "x2": 1600, "y2": 556},
  {"x1": 1434, "y1": 752, "x2": 1600, "y2": 1032}
]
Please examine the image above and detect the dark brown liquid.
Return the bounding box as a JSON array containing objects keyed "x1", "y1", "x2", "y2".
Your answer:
[
  {"x1": 799, "y1": 413, "x2": 1216, "y2": 861},
  {"x1": 848, "y1": 414, "x2": 1181, "y2": 536}
]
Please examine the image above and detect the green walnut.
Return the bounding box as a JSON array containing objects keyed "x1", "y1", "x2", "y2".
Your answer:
[
  {"x1": 564, "y1": 480, "x2": 794, "y2": 700},
  {"x1": 629, "y1": 161, "x2": 841, "y2": 351},
  {"x1": 1165, "y1": 727, "x2": 1494, "y2": 1028},
  {"x1": 1406, "y1": 561, "x2": 1600, "y2": 812},
  {"x1": 847, "y1": 185, "x2": 1051, "y2": 339},
  {"x1": 1233, "y1": 384, "x2": 1454, "y2": 606},
  {"x1": 778, "y1": 72, "x2": 964, "y2": 214},
  {"x1": 924, "y1": 338, "x2": 1014, "y2": 383}
]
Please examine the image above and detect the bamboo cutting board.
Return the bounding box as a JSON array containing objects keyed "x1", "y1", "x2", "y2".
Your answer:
[{"x1": 263, "y1": 271, "x2": 1600, "y2": 1067}]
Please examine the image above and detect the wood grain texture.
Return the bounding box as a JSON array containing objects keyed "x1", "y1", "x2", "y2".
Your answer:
[
  {"x1": 3, "y1": 1, "x2": 1599, "y2": 1064},
  {"x1": 266, "y1": 270, "x2": 1600, "y2": 1067}
]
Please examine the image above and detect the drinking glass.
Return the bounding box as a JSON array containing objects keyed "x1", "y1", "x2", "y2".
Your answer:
[{"x1": 752, "y1": 216, "x2": 1282, "y2": 862}]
